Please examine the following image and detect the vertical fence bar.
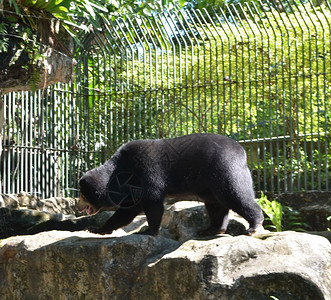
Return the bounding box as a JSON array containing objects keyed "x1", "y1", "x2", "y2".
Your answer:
[
  {"x1": 326, "y1": 1, "x2": 330, "y2": 192},
  {"x1": 302, "y1": 3, "x2": 315, "y2": 191},
  {"x1": 320, "y1": 2, "x2": 330, "y2": 191},
  {"x1": 310, "y1": 1, "x2": 324, "y2": 191},
  {"x1": 278, "y1": 6, "x2": 293, "y2": 192},
  {"x1": 295, "y1": 2, "x2": 308, "y2": 191}
]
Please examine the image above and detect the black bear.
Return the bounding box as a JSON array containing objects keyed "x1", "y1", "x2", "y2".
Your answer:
[{"x1": 78, "y1": 133, "x2": 264, "y2": 236}]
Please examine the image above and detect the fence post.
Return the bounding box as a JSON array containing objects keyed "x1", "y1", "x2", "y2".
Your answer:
[{"x1": 0, "y1": 99, "x2": 3, "y2": 192}]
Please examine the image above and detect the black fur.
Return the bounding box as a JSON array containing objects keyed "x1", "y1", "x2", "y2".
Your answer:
[{"x1": 79, "y1": 133, "x2": 264, "y2": 236}]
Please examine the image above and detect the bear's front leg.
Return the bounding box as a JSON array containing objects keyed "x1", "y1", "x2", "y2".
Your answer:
[
  {"x1": 139, "y1": 201, "x2": 164, "y2": 236},
  {"x1": 90, "y1": 204, "x2": 143, "y2": 235}
]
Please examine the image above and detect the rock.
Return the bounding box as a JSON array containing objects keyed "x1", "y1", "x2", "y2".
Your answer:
[
  {"x1": 160, "y1": 201, "x2": 209, "y2": 241},
  {"x1": 0, "y1": 231, "x2": 329, "y2": 299},
  {"x1": 132, "y1": 232, "x2": 331, "y2": 300},
  {"x1": 270, "y1": 191, "x2": 331, "y2": 231},
  {"x1": 0, "y1": 201, "x2": 252, "y2": 241},
  {"x1": 273, "y1": 191, "x2": 331, "y2": 208},
  {"x1": 16, "y1": 192, "x2": 39, "y2": 208},
  {"x1": 0, "y1": 194, "x2": 19, "y2": 209},
  {"x1": 0, "y1": 231, "x2": 179, "y2": 300},
  {"x1": 27, "y1": 211, "x2": 115, "y2": 235},
  {"x1": 39, "y1": 197, "x2": 78, "y2": 215},
  {"x1": 0, "y1": 208, "x2": 76, "y2": 238},
  {"x1": 160, "y1": 201, "x2": 249, "y2": 242},
  {"x1": 165, "y1": 194, "x2": 200, "y2": 205},
  {"x1": 299, "y1": 204, "x2": 331, "y2": 231},
  {"x1": 0, "y1": 195, "x2": 4, "y2": 208},
  {"x1": 122, "y1": 215, "x2": 148, "y2": 234},
  {"x1": 309, "y1": 231, "x2": 331, "y2": 243},
  {"x1": 0, "y1": 193, "x2": 80, "y2": 216},
  {"x1": 0, "y1": 207, "x2": 115, "y2": 239}
]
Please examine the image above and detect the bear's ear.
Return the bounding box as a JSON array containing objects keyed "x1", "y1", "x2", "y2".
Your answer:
[
  {"x1": 79, "y1": 173, "x2": 95, "y2": 188},
  {"x1": 78, "y1": 176, "x2": 86, "y2": 187},
  {"x1": 79, "y1": 175, "x2": 94, "y2": 195}
]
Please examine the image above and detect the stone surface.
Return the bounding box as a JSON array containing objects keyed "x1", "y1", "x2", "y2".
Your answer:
[
  {"x1": 0, "y1": 195, "x2": 330, "y2": 299},
  {"x1": 0, "y1": 201, "x2": 250, "y2": 241},
  {"x1": 270, "y1": 191, "x2": 331, "y2": 231},
  {"x1": 1, "y1": 191, "x2": 330, "y2": 232},
  {"x1": 0, "y1": 193, "x2": 330, "y2": 299},
  {"x1": 161, "y1": 201, "x2": 249, "y2": 242},
  {"x1": 310, "y1": 231, "x2": 331, "y2": 243},
  {"x1": 0, "y1": 231, "x2": 330, "y2": 300},
  {"x1": 0, "y1": 232, "x2": 179, "y2": 300},
  {"x1": 133, "y1": 231, "x2": 331, "y2": 300},
  {"x1": 0, "y1": 192, "x2": 80, "y2": 215},
  {"x1": 299, "y1": 204, "x2": 331, "y2": 231},
  {"x1": 0, "y1": 207, "x2": 114, "y2": 239}
]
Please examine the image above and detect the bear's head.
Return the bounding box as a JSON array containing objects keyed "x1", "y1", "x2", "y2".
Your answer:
[{"x1": 78, "y1": 167, "x2": 110, "y2": 215}]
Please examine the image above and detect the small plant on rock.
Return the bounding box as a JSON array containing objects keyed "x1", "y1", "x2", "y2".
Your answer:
[
  {"x1": 257, "y1": 193, "x2": 282, "y2": 232},
  {"x1": 257, "y1": 193, "x2": 309, "y2": 232}
]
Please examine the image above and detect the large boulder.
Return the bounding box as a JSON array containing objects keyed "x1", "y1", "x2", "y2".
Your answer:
[
  {"x1": 0, "y1": 232, "x2": 179, "y2": 300},
  {"x1": 0, "y1": 193, "x2": 79, "y2": 216},
  {"x1": 132, "y1": 232, "x2": 331, "y2": 299},
  {"x1": 0, "y1": 195, "x2": 330, "y2": 299},
  {"x1": 160, "y1": 201, "x2": 249, "y2": 242},
  {"x1": 0, "y1": 231, "x2": 330, "y2": 299},
  {"x1": 270, "y1": 191, "x2": 331, "y2": 231},
  {"x1": 0, "y1": 207, "x2": 117, "y2": 239}
]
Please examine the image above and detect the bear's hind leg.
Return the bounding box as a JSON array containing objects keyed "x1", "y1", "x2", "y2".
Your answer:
[
  {"x1": 242, "y1": 202, "x2": 264, "y2": 235},
  {"x1": 214, "y1": 165, "x2": 264, "y2": 236},
  {"x1": 199, "y1": 198, "x2": 230, "y2": 236},
  {"x1": 226, "y1": 192, "x2": 264, "y2": 236}
]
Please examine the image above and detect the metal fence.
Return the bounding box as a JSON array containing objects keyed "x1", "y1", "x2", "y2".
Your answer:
[{"x1": 1, "y1": 1, "x2": 330, "y2": 198}]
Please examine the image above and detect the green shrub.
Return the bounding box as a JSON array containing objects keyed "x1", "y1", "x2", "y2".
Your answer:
[{"x1": 257, "y1": 193, "x2": 309, "y2": 232}]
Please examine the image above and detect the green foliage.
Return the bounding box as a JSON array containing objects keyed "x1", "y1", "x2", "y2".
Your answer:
[
  {"x1": 0, "y1": 0, "x2": 109, "y2": 43},
  {"x1": 0, "y1": 14, "x2": 43, "y2": 88},
  {"x1": 257, "y1": 193, "x2": 309, "y2": 232},
  {"x1": 77, "y1": 2, "x2": 330, "y2": 188},
  {"x1": 106, "y1": 0, "x2": 184, "y2": 16},
  {"x1": 2, "y1": 0, "x2": 184, "y2": 31},
  {"x1": 103, "y1": 3, "x2": 330, "y2": 140},
  {"x1": 188, "y1": 0, "x2": 322, "y2": 13},
  {"x1": 0, "y1": 0, "x2": 185, "y2": 94},
  {"x1": 257, "y1": 193, "x2": 282, "y2": 232},
  {"x1": 2, "y1": 0, "x2": 328, "y2": 194},
  {"x1": 282, "y1": 205, "x2": 309, "y2": 232},
  {"x1": 0, "y1": 22, "x2": 9, "y2": 52},
  {"x1": 28, "y1": 67, "x2": 41, "y2": 91},
  {"x1": 2, "y1": 0, "x2": 20, "y2": 13}
]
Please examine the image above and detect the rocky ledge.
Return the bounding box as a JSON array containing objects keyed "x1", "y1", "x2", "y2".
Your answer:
[
  {"x1": 0, "y1": 200, "x2": 330, "y2": 300},
  {"x1": 0, "y1": 231, "x2": 330, "y2": 300}
]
